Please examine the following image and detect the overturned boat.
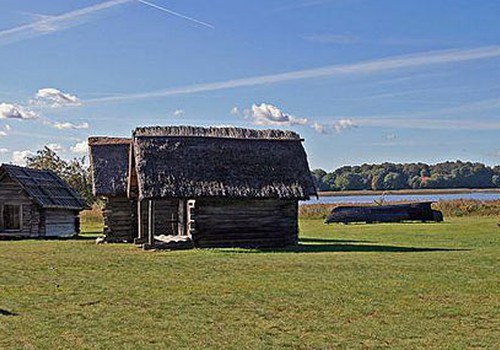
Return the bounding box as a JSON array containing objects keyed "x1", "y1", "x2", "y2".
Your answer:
[{"x1": 325, "y1": 202, "x2": 443, "y2": 224}]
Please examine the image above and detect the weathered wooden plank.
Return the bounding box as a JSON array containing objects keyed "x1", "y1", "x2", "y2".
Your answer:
[{"x1": 192, "y1": 198, "x2": 298, "y2": 248}]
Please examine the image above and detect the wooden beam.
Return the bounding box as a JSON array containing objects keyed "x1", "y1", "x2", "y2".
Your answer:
[
  {"x1": 148, "y1": 199, "x2": 155, "y2": 246},
  {"x1": 178, "y1": 199, "x2": 185, "y2": 236},
  {"x1": 137, "y1": 199, "x2": 142, "y2": 241}
]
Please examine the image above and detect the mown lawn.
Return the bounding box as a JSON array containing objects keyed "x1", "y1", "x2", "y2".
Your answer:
[{"x1": 1, "y1": 217, "x2": 498, "y2": 349}]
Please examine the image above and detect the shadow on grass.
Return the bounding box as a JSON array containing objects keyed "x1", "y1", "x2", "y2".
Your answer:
[
  {"x1": 226, "y1": 243, "x2": 468, "y2": 254},
  {"x1": 300, "y1": 237, "x2": 373, "y2": 244},
  {"x1": 0, "y1": 234, "x2": 99, "y2": 242},
  {"x1": 0, "y1": 309, "x2": 17, "y2": 316}
]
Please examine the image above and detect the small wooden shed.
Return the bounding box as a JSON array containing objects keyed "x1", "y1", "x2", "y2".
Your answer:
[
  {"x1": 89, "y1": 126, "x2": 317, "y2": 248},
  {"x1": 0, "y1": 164, "x2": 88, "y2": 238},
  {"x1": 88, "y1": 137, "x2": 135, "y2": 242}
]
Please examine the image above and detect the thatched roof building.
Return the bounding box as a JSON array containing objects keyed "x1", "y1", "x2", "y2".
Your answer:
[
  {"x1": 89, "y1": 125, "x2": 316, "y2": 248},
  {"x1": 0, "y1": 164, "x2": 87, "y2": 237},
  {"x1": 88, "y1": 137, "x2": 131, "y2": 197},
  {"x1": 131, "y1": 126, "x2": 316, "y2": 201}
]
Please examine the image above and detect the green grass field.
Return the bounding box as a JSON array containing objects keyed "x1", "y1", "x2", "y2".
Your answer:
[{"x1": 1, "y1": 217, "x2": 499, "y2": 349}]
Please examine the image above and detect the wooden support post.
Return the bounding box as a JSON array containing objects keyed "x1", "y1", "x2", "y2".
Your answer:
[
  {"x1": 135, "y1": 199, "x2": 143, "y2": 244},
  {"x1": 148, "y1": 199, "x2": 155, "y2": 246},
  {"x1": 178, "y1": 199, "x2": 186, "y2": 236}
]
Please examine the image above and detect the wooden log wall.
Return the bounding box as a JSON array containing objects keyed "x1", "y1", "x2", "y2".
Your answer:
[
  {"x1": 192, "y1": 199, "x2": 298, "y2": 248},
  {"x1": 103, "y1": 197, "x2": 136, "y2": 242},
  {"x1": 44, "y1": 209, "x2": 79, "y2": 237},
  {"x1": 138, "y1": 198, "x2": 180, "y2": 237},
  {"x1": 0, "y1": 176, "x2": 39, "y2": 237}
]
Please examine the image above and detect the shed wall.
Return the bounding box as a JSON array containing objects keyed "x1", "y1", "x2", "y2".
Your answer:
[
  {"x1": 192, "y1": 199, "x2": 298, "y2": 248},
  {"x1": 0, "y1": 176, "x2": 40, "y2": 237},
  {"x1": 137, "y1": 199, "x2": 180, "y2": 238},
  {"x1": 44, "y1": 209, "x2": 79, "y2": 237},
  {"x1": 103, "y1": 196, "x2": 136, "y2": 242}
]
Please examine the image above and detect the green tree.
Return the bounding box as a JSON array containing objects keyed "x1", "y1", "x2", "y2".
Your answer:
[
  {"x1": 492, "y1": 175, "x2": 500, "y2": 187},
  {"x1": 26, "y1": 147, "x2": 94, "y2": 204},
  {"x1": 383, "y1": 172, "x2": 407, "y2": 190},
  {"x1": 334, "y1": 173, "x2": 365, "y2": 191}
]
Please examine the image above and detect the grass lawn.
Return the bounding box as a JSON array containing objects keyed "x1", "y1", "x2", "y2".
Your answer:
[{"x1": 1, "y1": 217, "x2": 498, "y2": 349}]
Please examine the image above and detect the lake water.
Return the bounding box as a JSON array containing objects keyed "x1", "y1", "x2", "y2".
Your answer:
[{"x1": 302, "y1": 192, "x2": 500, "y2": 205}]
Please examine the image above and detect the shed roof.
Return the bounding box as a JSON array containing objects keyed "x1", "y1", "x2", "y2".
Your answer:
[
  {"x1": 133, "y1": 126, "x2": 317, "y2": 200},
  {"x1": 0, "y1": 164, "x2": 88, "y2": 210},
  {"x1": 88, "y1": 137, "x2": 131, "y2": 196}
]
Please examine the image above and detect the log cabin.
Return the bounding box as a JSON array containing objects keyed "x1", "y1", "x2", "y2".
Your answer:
[
  {"x1": 89, "y1": 126, "x2": 317, "y2": 248},
  {"x1": 0, "y1": 164, "x2": 88, "y2": 238}
]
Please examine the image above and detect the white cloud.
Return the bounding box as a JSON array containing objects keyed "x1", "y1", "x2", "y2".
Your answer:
[
  {"x1": 0, "y1": 131, "x2": 7, "y2": 137},
  {"x1": 386, "y1": 133, "x2": 397, "y2": 141},
  {"x1": 4, "y1": 124, "x2": 11, "y2": 131},
  {"x1": 46, "y1": 143, "x2": 64, "y2": 152},
  {"x1": 334, "y1": 119, "x2": 358, "y2": 133},
  {"x1": 87, "y1": 46, "x2": 500, "y2": 104},
  {"x1": 0, "y1": 148, "x2": 8, "y2": 153},
  {"x1": 31, "y1": 88, "x2": 81, "y2": 107},
  {"x1": 53, "y1": 122, "x2": 89, "y2": 130},
  {"x1": 173, "y1": 109, "x2": 185, "y2": 117},
  {"x1": 230, "y1": 107, "x2": 240, "y2": 116},
  {"x1": 12, "y1": 150, "x2": 34, "y2": 165},
  {"x1": 311, "y1": 122, "x2": 330, "y2": 134},
  {"x1": 0, "y1": 103, "x2": 39, "y2": 120},
  {"x1": 250, "y1": 103, "x2": 308, "y2": 126},
  {"x1": 70, "y1": 141, "x2": 87, "y2": 154}
]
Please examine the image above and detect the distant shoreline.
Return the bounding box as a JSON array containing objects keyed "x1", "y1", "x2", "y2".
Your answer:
[{"x1": 318, "y1": 188, "x2": 500, "y2": 197}]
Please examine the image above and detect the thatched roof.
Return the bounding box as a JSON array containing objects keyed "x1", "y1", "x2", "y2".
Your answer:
[
  {"x1": 0, "y1": 164, "x2": 87, "y2": 210},
  {"x1": 133, "y1": 126, "x2": 317, "y2": 200},
  {"x1": 88, "y1": 137, "x2": 131, "y2": 196}
]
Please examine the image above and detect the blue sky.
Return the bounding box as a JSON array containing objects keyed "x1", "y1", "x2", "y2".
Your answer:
[{"x1": 0, "y1": 0, "x2": 499, "y2": 170}]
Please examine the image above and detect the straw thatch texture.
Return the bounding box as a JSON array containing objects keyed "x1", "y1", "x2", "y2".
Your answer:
[
  {"x1": 133, "y1": 126, "x2": 317, "y2": 200},
  {"x1": 134, "y1": 125, "x2": 302, "y2": 140},
  {"x1": 0, "y1": 164, "x2": 87, "y2": 210},
  {"x1": 88, "y1": 137, "x2": 131, "y2": 196}
]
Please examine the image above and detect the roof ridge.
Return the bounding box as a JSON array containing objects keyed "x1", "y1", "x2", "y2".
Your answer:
[{"x1": 133, "y1": 125, "x2": 302, "y2": 140}]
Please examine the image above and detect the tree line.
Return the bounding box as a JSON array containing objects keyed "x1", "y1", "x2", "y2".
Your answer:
[{"x1": 312, "y1": 161, "x2": 500, "y2": 191}]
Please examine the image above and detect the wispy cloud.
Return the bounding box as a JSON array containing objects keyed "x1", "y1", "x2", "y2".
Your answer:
[
  {"x1": 137, "y1": 0, "x2": 214, "y2": 29},
  {"x1": 334, "y1": 119, "x2": 358, "y2": 133},
  {"x1": 0, "y1": 124, "x2": 12, "y2": 137},
  {"x1": 230, "y1": 107, "x2": 240, "y2": 116},
  {"x1": 173, "y1": 109, "x2": 185, "y2": 117},
  {"x1": 0, "y1": 0, "x2": 213, "y2": 46},
  {"x1": 87, "y1": 46, "x2": 500, "y2": 104},
  {"x1": 70, "y1": 141, "x2": 88, "y2": 154},
  {"x1": 0, "y1": 0, "x2": 133, "y2": 46},
  {"x1": 311, "y1": 122, "x2": 329, "y2": 134},
  {"x1": 303, "y1": 34, "x2": 360, "y2": 44},
  {"x1": 350, "y1": 117, "x2": 500, "y2": 131},
  {"x1": 53, "y1": 122, "x2": 90, "y2": 130},
  {"x1": 45, "y1": 143, "x2": 64, "y2": 152},
  {"x1": 304, "y1": 34, "x2": 460, "y2": 47},
  {"x1": 275, "y1": 0, "x2": 332, "y2": 12}
]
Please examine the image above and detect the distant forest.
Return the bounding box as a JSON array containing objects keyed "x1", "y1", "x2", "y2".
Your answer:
[{"x1": 312, "y1": 161, "x2": 500, "y2": 191}]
